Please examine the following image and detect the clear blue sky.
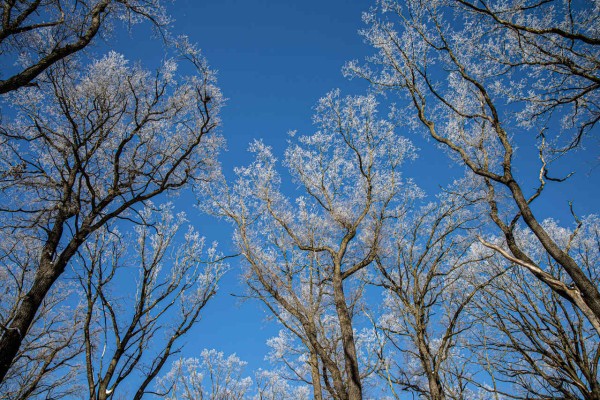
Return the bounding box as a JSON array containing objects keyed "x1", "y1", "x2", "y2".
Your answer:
[
  {"x1": 105, "y1": 0, "x2": 384, "y2": 371},
  {"x1": 98, "y1": 0, "x2": 600, "y2": 375}
]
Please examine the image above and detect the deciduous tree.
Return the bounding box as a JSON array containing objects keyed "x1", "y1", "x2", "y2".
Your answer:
[
  {"x1": 472, "y1": 216, "x2": 600, "y2": 399},
  {"x1": 76, "y1": 204, "x2": 225, "y2": 400},
  {"x1": 157, "y1": 350, "x2": 310, "y2": 400},
  {"x1": 346, "y1": 0, "x2": 600, "y2": 334},
  {"x1": 373, "y1": 190, "x2": 496, "y2": 400},
  {"x1": 0, "y1": 0, "x2": 170, "y2": 94},
  {"x1": 0, "y1": 44, "x2": 223, "y2": 383},
  {"x1": 0, "y1": 231, "x2": 83, "y2": 399},
  {"x1": 205, "y1": 90, "x2": 420, "y2": 400}
]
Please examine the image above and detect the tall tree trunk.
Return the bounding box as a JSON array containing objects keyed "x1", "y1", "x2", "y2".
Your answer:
[
  {"x1": 332, "y1": 272, "x2": 362, "y2": 400},
  {"x1": 0, "y1": 259, "x2": 63, "y2": 382},
  {"x1": 0, "y1": 213, "x2": 85, "y2": 383},
  {"x1": 309, "y1": 348, "x2": 324, "y2": 400},
  {"x1": 0, "y1": 216, "x2": 70, "y2": 383},
  {"x1": 415, "y1": 328, "x2": 445, "y2": 400}
]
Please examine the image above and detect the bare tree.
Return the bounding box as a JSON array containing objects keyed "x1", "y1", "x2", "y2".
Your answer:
[
  {"x1": 156, "y1": 350, "x2": 252, "y2": 400},
  {"x1": 254, "y1": 367, "x2": 311, "y2": 400},
  {"x1": 0, "y1": 0, "x2": 170, "y2": 94},
  {"x1": 346, "y1": 0, "x2": 600, "y2": 334},
  {"x1": 75, "y1": 204, "x2": 226, "y2": 400},
  {"x1": 373, "y1": 190, "x2": 495, "y2": 400},
  {"x1": 263, "y1": 317, "x2": 381, "y2": 399},
  {"x1": 471, "y1": 216, "x2": 600, "y2": 399},
  {"x1": 0, "y1": 43, "x2": 223, "y2": 383},
  {"x1": 156, "y1": 350, "x2": 310, "y2": 400},
  {"x1": 0, "y1": 232, "x2": 83, "y2": 399},
  {"x1": 205, "y1": 90, "x2": 420, "y2": 400},
  {"x1": 448, "y1": 0, "x2": 600, "y2": 152}
]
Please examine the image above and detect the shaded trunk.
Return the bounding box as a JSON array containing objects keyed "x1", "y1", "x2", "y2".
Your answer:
[
  {"x1": 415, "y1": 328, "x2": 445, "y2": 400},
  {"x1": 0, "y1": 211, "x2": 86, "y2": 383},
  {"x1": 309, "y1": 348, "x2": 324, "y2": 400},
  {"x1": 332, "y1": 272, "x2": 362, "y2": 400},
  {"x1": 0, "y1": 259, "x2": 63, "y2": 382},
  {"x1": 0, "y1": 218, "x2": 68, "y2": 383}
]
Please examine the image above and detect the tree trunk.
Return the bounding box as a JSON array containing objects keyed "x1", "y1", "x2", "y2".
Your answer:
[
  {"x1": 507, "y1": 180, "x2": 600, "y2": 332},
  {"x1": 415, "y1": 319, "x2": 445, "y2": 400},
  {"x1": 332, "y1": 272, "x2": 362, "y2": 400},
  {"x1": 0, "y1": 258, "x2": 63, "y2": 382},
  {"x1": 309, "y1": 348, "x2": 324, "y2": 400},
  {"x1": 0, "y1": 215, "x2": 83, "y2": 383}
]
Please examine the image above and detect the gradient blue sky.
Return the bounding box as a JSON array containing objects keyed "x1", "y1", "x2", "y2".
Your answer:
[{"x1": 100, "y1": 0, "x2": 599, "y2": 375}]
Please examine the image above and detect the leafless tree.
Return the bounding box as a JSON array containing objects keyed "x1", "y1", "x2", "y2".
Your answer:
[
  {"x1": 156, "y1": 349, "x2": 311, "y2": 400},
  {"x1": 156, "y1": 350, "x2": 252, "y2": 400},
  {"x1": 449, "y1": 0, "x2": 600, "y2": 152},
  {"x1": 0, "y1": 0, "x2": 170, "y2": 94},
  {"x1": 75, "y1": 204, "x2": 226, "y2": 400},
  {"x1": 346, "y1": 0, "x2": 600, "y2": 335},
  {"x1": 373, "y1": 190, "x2": 497, "y2": 400},
  {"x1": 471, "y1": 216, "x2": 600, "y2": 399},
  {"x1": 253, "y1": 367, "x2": 311, "y2": 400},
  {"x1": 0, "y1": 42, "x2": 223, "y2": 383},
  {"x1": 0, "y1": 231, "x2": 83, "y2": 399},
  {"x1": 262, "y1": 311, "x2": 381, "y2": 400},
  {"x1": 205, "y1": 90, "x2": 420, "y2": 400}
]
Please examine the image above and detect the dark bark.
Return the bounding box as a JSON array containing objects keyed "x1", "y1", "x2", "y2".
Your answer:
[
  {"x1": 0, "y1": 216, "x2": 82, "y2": 382},
  {"x1": 332, "y1": 273, "x2": 362, "y2": 400},
  {"x1": 0, "y1": 1, "x2": 110, "y2": 94}
]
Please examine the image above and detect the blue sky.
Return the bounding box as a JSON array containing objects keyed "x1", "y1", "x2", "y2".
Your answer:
[
  {"x1": 105, "y1": 0, "x2": 384, "y2": 372},
  {"x1": 98, "y1": 0, "x2": 600, "y2": 378}
]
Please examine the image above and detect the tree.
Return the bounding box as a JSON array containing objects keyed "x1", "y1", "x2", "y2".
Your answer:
[
  {"x1": 76, "y1": 204, "x2": 225, "y2": 400},
  {"x1": 0, "y1": 0, "x2": 170, "y2": 94},
  {"x1": 346, "y1": 0, "x2": 600, "y2": 334},
  {"x1": 0, "y1": 232, "x2": 84, "y2": 399},
  {"x1": 157, "y1": 350, "x2": 252, "y2": 400},
  {"x1": 264, "y1": 322, "x2": 381, "y2": 399},
  {"x1": 205, "y1": 90, "x2": 420, "y2": 400},
  {"x1": 254, "y1": 367, "x2": 311, "y2": 400},
  {"x1": 0, "y1": 44, "x2": 223, "y2": 383},
  {"x1": 373, "y1": 192, "x2": 492, "y2": 400},
  {"x1": 471, "y1": 216, "x2": 600, "y2": 399},
  {"x1": 156, "y1": 350, "x2": 310, "y2": 400}
]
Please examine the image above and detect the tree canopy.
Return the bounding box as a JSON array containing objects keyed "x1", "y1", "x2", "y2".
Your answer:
[{"x1": 0, "y1": 0, "x2": 598, "y2": 399}]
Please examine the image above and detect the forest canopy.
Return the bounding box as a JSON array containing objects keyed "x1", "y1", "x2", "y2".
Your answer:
[{"x1": 0, "y1": 0, "x2": 598, "y2": 399}]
